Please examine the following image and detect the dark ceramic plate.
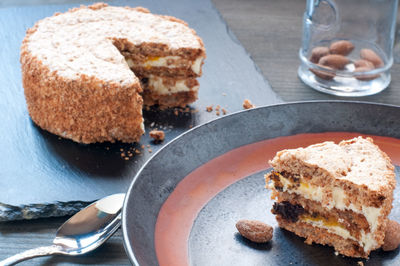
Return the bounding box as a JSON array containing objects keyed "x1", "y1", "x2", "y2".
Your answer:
[{"x1": 122, "y1": 101, "x2": 400, "y2": 266}]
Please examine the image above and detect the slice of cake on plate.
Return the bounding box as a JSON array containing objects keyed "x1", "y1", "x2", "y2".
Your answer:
[
  {"x1": 21, "y1": 3, "x2": 205, "y2": 144},
  {"x1": 266, "y1": 137, "x2": 396, "y2": 258}
]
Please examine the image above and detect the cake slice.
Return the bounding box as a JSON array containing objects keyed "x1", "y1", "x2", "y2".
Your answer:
[{"x1": 265, "y1": 137, "x2": 396, "y2": 258}]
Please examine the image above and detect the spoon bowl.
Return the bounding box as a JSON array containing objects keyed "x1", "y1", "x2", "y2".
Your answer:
[{"x1": 0, "y1": 193, "x2": 125, "y2": 266}]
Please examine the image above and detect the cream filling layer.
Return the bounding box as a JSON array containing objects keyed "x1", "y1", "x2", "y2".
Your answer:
[
  {"x1": 146, "y1": 75, "x2": 198, "y2": 95},
  {"x1": 125, "y1": 56, "x2": 204, "y2": 75},
  {"x1": 272, "y1": 175, "x2": 382, "y2": 252},
  {"x1": 301, "y1": 218, "x2": 378, "y2": 253},
  {"x1": 190, "y1": 56, "x2": 203, "y2": 75},
  {"x1": 302, "y1": 218, "x2": 357, "y2": 242}
]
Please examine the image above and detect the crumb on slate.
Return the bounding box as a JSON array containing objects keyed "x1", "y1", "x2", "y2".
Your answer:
[
  {"x1": 149, "y1": 130, "x2": 165, "y2": 142},
  {"x1": 243, "y1": 99, "x2": 255, "y2": 109}
]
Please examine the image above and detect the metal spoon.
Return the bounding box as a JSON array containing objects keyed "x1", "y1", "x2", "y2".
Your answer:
[{"x1": 0, "y1": 193, "x2": 125, "y2": 266}]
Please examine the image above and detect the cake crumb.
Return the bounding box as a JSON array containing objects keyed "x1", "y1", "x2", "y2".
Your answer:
[
  {"x1": 148, "y1": 149, "x2": 152, "y2": 153},
  {"x1": 357, "y1": 262, "x2": 364, "y2": 266},
  {"x1": 243, "y1": 99, "x2": 255, "y2": 109},
  {"x1": 334, "y1": 251, "x2": 339, "y2": 256},
  {"x1": 141, "y1": 145, "x2": 145, "y2": 149},
  {"x1": 174, "y1": 109, "x2": 179, "y2": 116},
  {"x1": 222, "y1": 108, "x2": 227, "y2": 115},
  {"x1": 149, "y1": 130, "x2": 165, "y2": 142},
  {"x1": 222, "y1": 92, "x2": 227, "y2": 96},
  {"x1": 124, "y1": 157, "x2": 129, "y2": 161},
  {"x1": 189, "y1": 125, "x2": 193, "y2": 128},
  {"x1": 206, "y1": 105, "x2": 213, "y2": 112},
  {"x1": 216, "y1": 110, "x2": 220, "y2": 116},
  {"x1": 215, "y1": 105, "x2": 220, "y2": 111}
]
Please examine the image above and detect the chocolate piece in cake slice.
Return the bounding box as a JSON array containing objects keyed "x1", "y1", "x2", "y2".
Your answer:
[{"x1": 266, "y1": 137, "x2": 396, "y2": 258}]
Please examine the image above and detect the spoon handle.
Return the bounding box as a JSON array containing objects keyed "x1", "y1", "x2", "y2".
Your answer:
[{"x1": 0, "y1": 245, "x2": 62, "y2": 266}]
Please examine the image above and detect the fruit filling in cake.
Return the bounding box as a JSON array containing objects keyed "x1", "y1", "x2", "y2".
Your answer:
[
  {"x1": 266, "y1": 137, "x2": 396, "y2": 258},
  {"x1": 125, "y1": 56, "x2": 203, "y2": 76}
]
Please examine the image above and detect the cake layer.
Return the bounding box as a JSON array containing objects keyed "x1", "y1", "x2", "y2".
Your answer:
[
  {"x1": 125, "y1": 55, "x2": 203, "y2": 77},
  {"x1": 272, "y1": 192, "x2": 371, "y2": 240},
  {"x1": 276, "y1": 216, "x2": 368, "y2": 258},
  {"x1": 142, "y1": 75, "x2": 199, "y2": 95},
  {"x1": 142, "y1": 89, "x2": 198, "y2": 109},
  {"x1": 272, "y1": 201, "x2": 373, "y2": 257}
]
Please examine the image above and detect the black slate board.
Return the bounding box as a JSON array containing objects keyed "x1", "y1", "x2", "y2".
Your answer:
[{"x1": 0, "y1": 0, "x2": 281, "y2": 221}]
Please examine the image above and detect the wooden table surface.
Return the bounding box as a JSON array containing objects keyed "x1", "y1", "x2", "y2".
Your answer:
[{"x1": 1, "y1": 0, "x2": 400, "y2": 265}]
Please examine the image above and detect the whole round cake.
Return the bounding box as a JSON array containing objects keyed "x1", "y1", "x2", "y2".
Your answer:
[{"x1": 21, "y1": 3, "x2": 205, "y2": 144}]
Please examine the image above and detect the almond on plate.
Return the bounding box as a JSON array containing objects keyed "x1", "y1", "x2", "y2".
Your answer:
[
  {"x1": 382, "y1": 220, "x2": 400, "y2": 251},
  {"x1": 236, "y1": 219, "x2": 273, "y2": 243}
]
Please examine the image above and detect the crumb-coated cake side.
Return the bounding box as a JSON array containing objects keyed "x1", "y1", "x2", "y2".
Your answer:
[
  {"x1": 21, "y1": 3, "x2": 206, "y2": 143},
  {"x1": 266, "y1": 137, "x2": 396, "y2": 258}
]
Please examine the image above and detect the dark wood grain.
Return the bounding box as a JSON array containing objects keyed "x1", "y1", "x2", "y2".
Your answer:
[
  {"x1": 1, "y1": 0, "x2": 400, "y2": 265},
  {"x1": 213, "y1": 0, "x2": 400, "y2": 104}
]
